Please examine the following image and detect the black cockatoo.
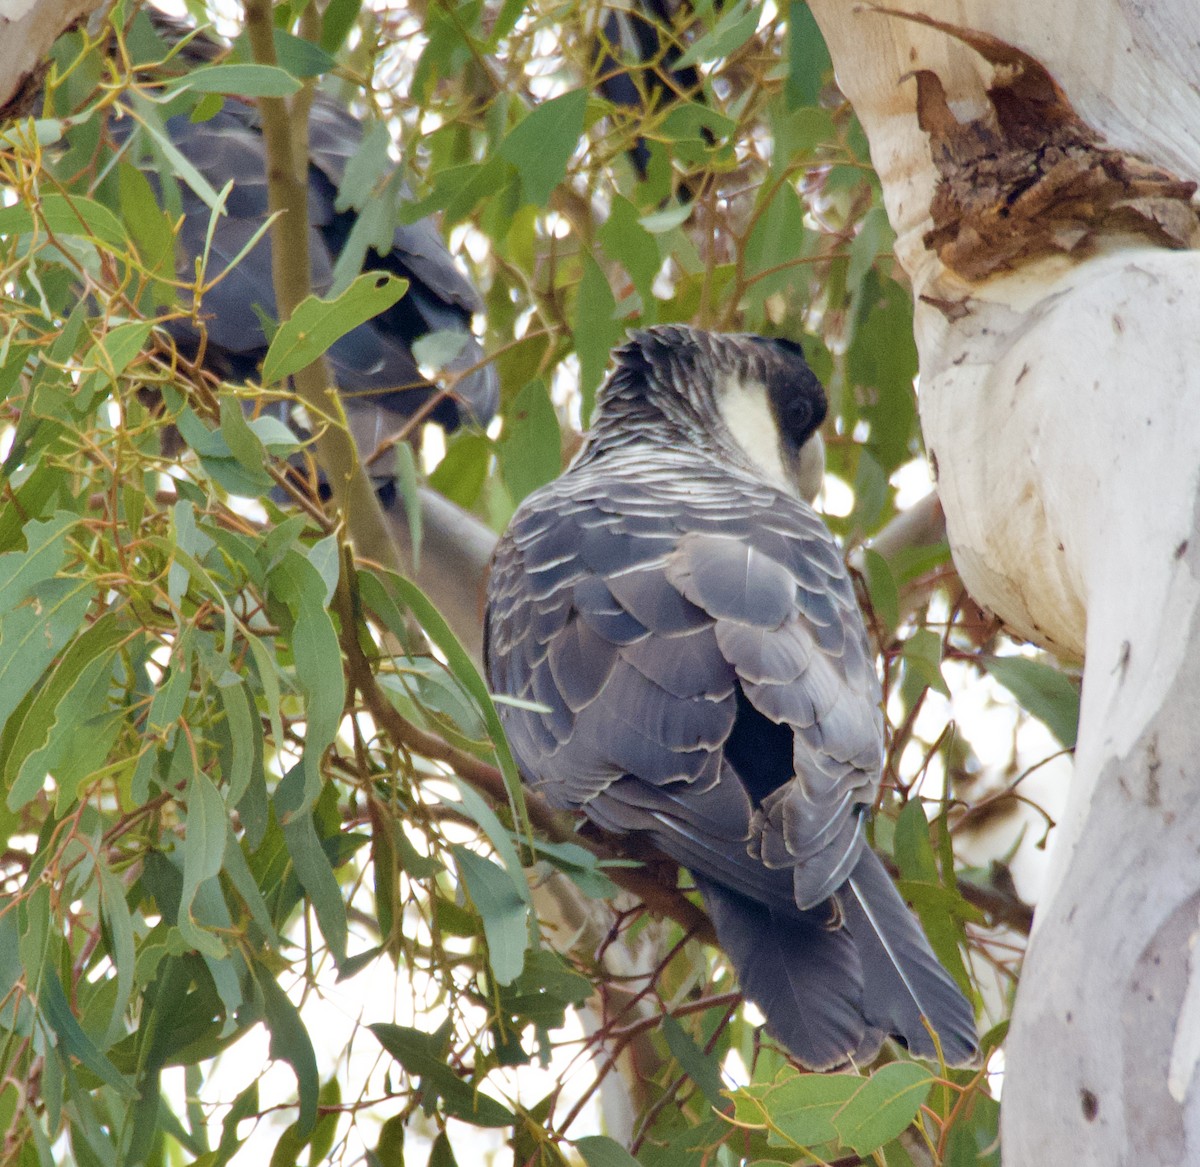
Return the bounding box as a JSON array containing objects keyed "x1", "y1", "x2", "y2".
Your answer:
[
  {"x1": 484, "y1": 326, "x2": 977, "y2": 1069},
  {"x1": 111, "y1": 11, "x2": 497, "y2": 491}
]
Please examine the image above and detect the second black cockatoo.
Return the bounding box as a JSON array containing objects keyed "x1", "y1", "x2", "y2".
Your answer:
[{"x1": 112, "y1": 11, "x2": 497, "y2": 491}]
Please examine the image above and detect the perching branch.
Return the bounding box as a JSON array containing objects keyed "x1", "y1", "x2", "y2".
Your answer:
[{"x1": 242, "y1": 0, "x2": 405, "y2": 577}]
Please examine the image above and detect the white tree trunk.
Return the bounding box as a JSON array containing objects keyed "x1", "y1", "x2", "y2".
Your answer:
[
  {"x1": 807, "y1": 3, "x2": 1200, "y2": 1162},
  {"x1": 0, "y1": 0, "x2": 108, "y2": 116}
]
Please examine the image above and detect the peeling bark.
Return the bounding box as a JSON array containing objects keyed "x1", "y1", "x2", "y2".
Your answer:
[
  {"x1": 0, "y1": 0, "x2": 108, "y2": 119},
  {"x1": 887, "y1": 11, "x2": 1199, "y2": 280},
  {"x1": 807, "y1": 2, "x2": 1200, "y2": 1163}
]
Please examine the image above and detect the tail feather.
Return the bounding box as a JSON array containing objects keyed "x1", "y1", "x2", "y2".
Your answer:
[
  {"x1": 842, "y1": 848, "x2": 978, "y2": 1066},
  {"x1": 696, "y1": 876, "x2": 882, "y2": 1070}
]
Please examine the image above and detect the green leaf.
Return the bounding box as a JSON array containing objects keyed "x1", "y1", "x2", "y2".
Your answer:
[
  {"x1": 452, "y1": 846, "x2": 529, "y2": 986},
  {"x1": 445, "y1": 779, "x2": 528, "y2": 898},
  {"x1": 215, "y1": 673, "x2": 257, "y2": 804},
  {"x1": 229, "y1": 29, "x2": 336, "y2": 79},
  {"x1": 148, "y1": 652, "x2": 192, "y2": 732},
  {"x1": 306, "y1": 1077, "x2": 341, "y2": 1164},
  {"x1": 77, "y1": 321, "x2": 153, "y2": 406},
  {"x1": 499, "y1": 90, "x2": 587, "y2": 207},
  {"x1": 785, "y1": 1, "x2": 833, "y2": 109},
  {"x1": 428, "y1": 1130, "x2": 459, "y2": 1167},
  {"x1": 576, "y1": 1135, "x2": 642, "y2": 1167},
  {"x1": 575, "y1": 256, "x2": 621, "y2": 425},
  {"x1": 847, "y1": 208, "x2": 893, "y2": 295},
  {"x1": 893, "y1": 798, "x2": 939, "y2": 884},
  {"x1": 529, "y1": 837, "x2": 618, "y2": 899},
  {"x1": 598, "y1": 196, "x2": 660, "y2": 314},
  {"x1": 128, "y1": 93, "x2": 224, "y2": 210},
  {"x1": 0, "y1": 580, "x2": 91, "y2": 735},
  {"x1": 4, "y1": 612, "x2": 126, "y2": 811},
  {"x1": 39, "y1": 967, "x2": 137, "y2": 1098},
  {"x1": 0, "y1": 512, "x2": 75, "y2": 615},
  {"x1": 320, "y1": 0, "x2": 363, "y2": 53},
  {"x1": 848, "y1": 274, "x2": 918, "y2": 477},
  {"x1": 370, "y1": 1112, "x2": 406, "y2": 1167},
  {"x1": 96, "y1": 861, "x2": 136, "y2": 1047},
  {"x1": 982, "y1": 655, "x2": 1079, "y2": 748},
  {"x1": 209, "y1": 1081, "x2": 259, "y2": 1166},
  {"x1": 368, "y1": 1023, "x2": 515, "y2": 1127},
  {"x1": 675, "y1": 0, "x2": 761, "y2": 67},
  {"x1": 216, "y1": 397, "x2": 273, "y2": 489},
  {"x1": 832, "y1": 1062, "x2": 933, "y2": 1155},
  {"x1": 427, "y1": 431, "x2": 491, "y2": 509},
  {"x1": 861, "y1": 548, "x2": 900, "y2": 631},
  {"x1": 499, "y1": 380, "x2": 561, "y2": 505},
  {"x1": 262, "y1": 273, "x2": 409, "y2": 384},
  {"x1": 0, "y1": 193, "x2": 127, "y2": 248},
  {"x1": 498, "y1": 949, "x2": 592, "y2": 1029},
  {"x1": 661, "y1": 1014, "x2": 724, "y2": 1107},
  {"x1": 177, "y1": 770, "x2": 229, "y2": 960},
  {"x1": 639, "y1": 202, "x2": 693, "y2": 234},
  {"x1": 738, "y1": 1072, "x2": 861, "y2": 1148},
  {"x1": 306, "y1": 534, "x2": 341, "y2": 607},
  {"x1": 281, "y1": 796, "x2": 349, "y2": 966},
  {"x1": 166, "y1": 63, "x2": 301, "y2": 98},
  {"x1": 256, "y1": 964, "x2": 320, "y2": 1135},
  {"x1": 370, "y1": 572, "x2": 533, "y2": 843},
  {"x1": 334, "y1": 121, "x2": 393, "y2": 213},
  {"x1": 269, "y1": 551, "x2": 346, "y2": 812},
  {"x1": 393, "y1": 440, "x2": 423, "y2": 571},
  {"x1": 901, "y1": 628, "x2": 950, "y2": 698}
]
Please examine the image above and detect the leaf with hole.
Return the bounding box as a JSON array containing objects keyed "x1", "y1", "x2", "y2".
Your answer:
[{"x1": 262, "y1": 273, "x2": 409, "y2": 384}]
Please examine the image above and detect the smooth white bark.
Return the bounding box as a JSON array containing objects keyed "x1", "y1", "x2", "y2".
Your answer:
[
  {"x1": 0, "y1": 0, "x2": 108, "y2": 116},
  {"x1": 808, "y1": 3, "x2": 1200, "y2": 1162}
]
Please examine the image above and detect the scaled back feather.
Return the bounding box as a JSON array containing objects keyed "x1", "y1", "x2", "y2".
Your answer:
[{"x1": 485, "y1": 325, "x2": 978, "y2": 1069}]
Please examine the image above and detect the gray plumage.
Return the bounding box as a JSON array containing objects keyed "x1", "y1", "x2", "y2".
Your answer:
[
  {"x1": 112, "y1": 11, "x2": 497, "y2": 492},
  {"x1": 485, "y1": 326, "x2": 977, "y2": 1069}
]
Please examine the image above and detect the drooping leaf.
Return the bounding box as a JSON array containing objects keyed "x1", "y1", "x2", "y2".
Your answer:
[
  {"x1": 498, "y1": 380, "x2": 561, "y2": 505},
  {"x1": 575, "y1": 257, "x2": 622, "y2": 425},
  {"x1": 499, "y1": 90, "x2": 588, "y2": 207},
  {"x1": 0, "y1": 580, "x2": 91, "y2": 735},
  {"x1": 452, "y1": 845, "x2": 529, "y2": 986},
  {"x1": 0, "y1": 512, "x2": 76, "y2": 615},
  {"x1": 785, "y1": 1, "x2": 832, "y2": 109},
  {"x1": 269, "y1": 550, "x2": 346, "y2": 812},
  {"x1": 256, "y1": 964, "x2": 320, "y2": 1136},
  {"x1": 4, "y1": 613, "x2": 126, "y2": 811},
  {"x1": 983, "y1": 654, "x2": 1080, "y2": 748},
  {"x1": 177, "y1": 769, "x2": 229, "y2": 960},
  {"x1": 661, "y1": 1014, "x2": 724, "y2": 1107},
  {"x1": 368, "y1": 1023, "x2": 515, "y2": 1127},
  {"x1": 280, "y1": 798, "x2": 349, "y2": 967},
  {"x1": 38, "y1": 969, "x2": 137, "y2": 1099}
]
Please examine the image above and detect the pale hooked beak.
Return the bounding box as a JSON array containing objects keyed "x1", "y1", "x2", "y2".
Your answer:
[{"x1": 796, "y1": 431, "x2": 826, "y2": 503}]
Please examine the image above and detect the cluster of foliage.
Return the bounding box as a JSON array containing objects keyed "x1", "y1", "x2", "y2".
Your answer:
[{"x1": 0, "y1": 0, "x2": 1080, "y2": 1163}]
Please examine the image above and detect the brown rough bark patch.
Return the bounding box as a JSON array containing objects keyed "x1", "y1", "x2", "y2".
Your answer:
[
  {"x1": 879, "y1": 9, "x2": 1200, "y2": 281},
  {"x1": 0, "y1": 0, "x2": 108, "y2": 121}
]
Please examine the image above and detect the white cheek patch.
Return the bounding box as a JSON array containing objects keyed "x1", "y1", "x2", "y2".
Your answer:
[{"x1": 716, "y1": 374, "x2": 793, "y2": 493}]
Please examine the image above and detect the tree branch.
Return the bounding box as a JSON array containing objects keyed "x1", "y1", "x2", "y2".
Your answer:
[
  {"x1": 337, "y1": 582, "x2": 718, "y2": 945},
  {"x1": 242, "y1": 0, "x2": 405, "y2": 577}
]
